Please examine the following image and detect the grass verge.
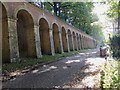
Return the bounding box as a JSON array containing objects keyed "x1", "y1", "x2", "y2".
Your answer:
[
  {"x1": 2, "y1": 49, "x2": 88, "y2": 73},
  {"x1": 100, "y1": 59, "x2": 120, "y2": 89}
]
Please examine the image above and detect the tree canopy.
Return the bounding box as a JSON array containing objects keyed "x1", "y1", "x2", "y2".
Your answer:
[
  {"x1": 59, "y1": 2, "x2": 94, "y2": 34},
  {"x1": 106, "y1": 0, "x2": 120, "y2": 20},
  {"x1": 90, "y1": 23, "x2": 104, "y2": 43},
  {"x1": 33, "y1": 2, "x2": 96, "y2": 34},
  {"x1": 30, "y1": 1, "x2": 104, "y2": 42}
]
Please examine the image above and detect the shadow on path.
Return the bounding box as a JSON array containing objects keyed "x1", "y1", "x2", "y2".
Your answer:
[{"x1": 2, "y1": 49, "x2": 106, "y2": 89}]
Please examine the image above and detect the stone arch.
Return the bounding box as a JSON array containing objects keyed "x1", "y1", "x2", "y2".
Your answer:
[
  {"x1": 52, "y1": 23, "x2": 61, "y2": 53},
  {"x1": 39, "y1": 18, "x2": 51, "y2": 55},
  {"x1": 62, "y1": 27, "x2": 68, "y2": 52},
  {"x1": 73, "y1": 32, "x2": 77, "y2": 50},
  {"x1": 17, "y1": 9, "x2": 36, "y2": 58},
  {"x1": 68, "y1": 29, "x2": 73, "y2": 51},
  {"x1": 2, "y1": 3, "x2": 10, "y2": 63}
]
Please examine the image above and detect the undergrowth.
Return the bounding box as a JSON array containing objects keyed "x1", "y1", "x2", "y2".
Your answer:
[
  {"x1": 100, "y1": 60, "x2": 120, "y2": 89},
  {"x1": 2, "y1": 50, "x2": 87, "y2": 73}
]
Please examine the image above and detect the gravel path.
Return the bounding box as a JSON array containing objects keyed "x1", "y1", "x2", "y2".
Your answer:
[{"x1": 2, "y1": 49, "x2": 106, "y2": 89}]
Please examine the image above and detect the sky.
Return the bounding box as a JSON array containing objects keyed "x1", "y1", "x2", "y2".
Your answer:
[{"x1": 92, "y1": 2, "x2": 113, "y2": 41}]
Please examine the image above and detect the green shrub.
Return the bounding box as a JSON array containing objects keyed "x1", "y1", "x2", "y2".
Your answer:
[
  {"x1": 100, "y1": 61, "x2": 120, "y2": 89},
  {"x1": 110, "y1": 34, "x2": 120, "y2": 59}
]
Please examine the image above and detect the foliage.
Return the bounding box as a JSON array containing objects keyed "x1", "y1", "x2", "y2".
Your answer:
[
  {"x1": 100, "y1": 60, "x2": 120, "y2": 89},
  {"x1": 59, "y1": 2, "x2": 94, "y2": 34},
  {"x1": 106, "y1": 0, "x2": 119, "y2": 20},
  {"x1": 107, "y1": 1, "x2": 120, "y2": 58},
  {"x1": 90, "y1": 23, "x2": 104, "y2": 43},
  {"x1": 44, "y1": 2, "x2": 53, "y2": 13},
  {"x1": 110, "y1": 34, "x2": 120, "y2": 58},
  {"x1": 31, "y1": 2, "x2": 97, "y2": 34},
  {"x1": 45, "y1": 2, "x2": 104, "y2": 40},
  {"x1": 30, "y1": 1, "x2": 104, "y2": 43}
]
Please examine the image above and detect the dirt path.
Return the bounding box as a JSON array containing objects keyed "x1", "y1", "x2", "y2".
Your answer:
[
  {"x1": 63, "y1": 56, "x2": 105, "y2": 88},
  {"x1": 2, "y1": 49, "x2": 106, "y2": 89}
]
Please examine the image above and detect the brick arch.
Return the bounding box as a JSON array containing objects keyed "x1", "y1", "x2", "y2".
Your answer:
[
  {"x1": 2, "y1": 3, "x2": 10, "y2": 63},
  {"x1": 17, "y1": 9, "x2": 36, "y2": 58},
  {"x1": 38, "y1": 16, "x2": 50, "y2": 29},
  {"x1": 68, "y1": 29, "x2": 73, "y2": 51},
  {"x1": 1, "y1": 3, "x2": 8, "y2": 15},
  {"x1": 1, "y1": 2, "x2": 96, "y2": 62},
  {"x1": 52, "y1": 23, "x2": 61, "y2": 53},
  {"x1": 52, "y1": 22, "x2": 60, "y2": 31},
  {"x1": 61, "y1": 27, "x2": 68, "y2": 52},
  {"x1": 14, "y1": 6, "x2": 35, "y2": 23},
  {"x1": 61, "y1": 25, "x2": 67, "y2": 33},
  {"x1": 39, "y1": 18, "x2": 51, "y2": 55}
]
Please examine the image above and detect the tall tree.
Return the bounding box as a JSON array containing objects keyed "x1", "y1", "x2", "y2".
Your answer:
[
  {"x1": 53, "y1": 2, "x2": 61, "y2": 16},
  {"x1": 31, "y1": 1, "x2": 102, "y2": 36},
  {"x1": 60, "y1": 2, "x2": 94, "y2": 34},
  {"x1": 107, "y1": 0, "x2": 119, "y2": 19},
  {"x1": 107, "y1": 0, "x2": 120, "y2": 33},
  {"x1": 90, "y1": 23, "x2": 104, "y2": 43}
]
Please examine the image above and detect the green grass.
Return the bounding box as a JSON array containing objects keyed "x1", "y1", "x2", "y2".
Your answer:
[
  {"x1": 100, "y1": 60, "x2": 120, "y2": 89},
  {"x1": 2, "y1": 50, "x2": 87, "y2": 73}
]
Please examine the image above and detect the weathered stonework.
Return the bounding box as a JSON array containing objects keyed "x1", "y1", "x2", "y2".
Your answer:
[
  {"x1": 8, "y1": 18, "x2": 19, "y2": 62},
  {"x1": 59, "y1": 30, "x2": 64, "y2": 53},
  {"x1": 34, "y1": 25, "x2": 42, "y2": 58},
  {"x1": 75, "y1": 34, "x2": 79, "y2": 51},
  {"x1": 49, "y1": 28, "x2": 55, "y2": 56},
  {"x1": 66, "y1": 32, "x2": 70, "y2": 52},
  {"x1": 71, "y1": 34, "x2": 75, "y2": 51}
]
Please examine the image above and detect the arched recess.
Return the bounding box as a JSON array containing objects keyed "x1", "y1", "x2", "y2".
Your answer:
[
  {"x1": 62, "y1": 27, "x2": 68, "y2": 52},
  {"x1": 39, "y1": 18, "x2": 51, "y2": 55},
  {"x1": 73, "y1": 32, "x2": 77, "y2": 50},
  {"x1": 2, "y1": 4, "x2": 10, "y2": 63},
  {"x1": 53, "y1": 23, "x2": 61, "y2": 53},
  {"x1": 17, "y1": 9, "x2": 36, "y2": 58},
  {"x1": 68, "y1": 30, "x2": 73, "y2": 51}
]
